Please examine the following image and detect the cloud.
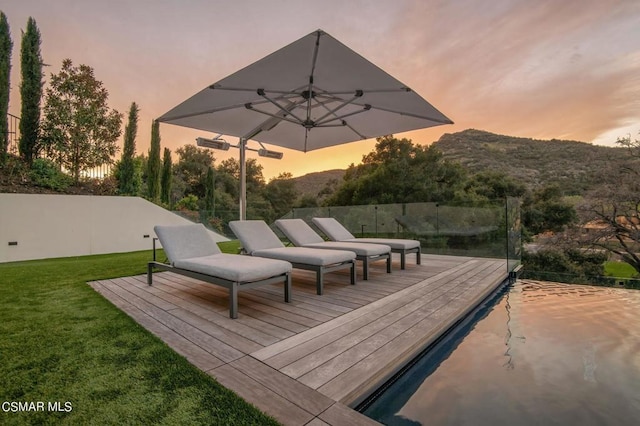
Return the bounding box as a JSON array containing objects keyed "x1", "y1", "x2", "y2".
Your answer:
[{"x1": 385, "y1": 0, "x2": 640, "y2": 143}]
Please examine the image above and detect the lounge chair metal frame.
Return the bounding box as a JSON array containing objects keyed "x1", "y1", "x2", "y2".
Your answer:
[
  {"x1": 286, "y1": 258, "x2": 356, "y2": 295},
  {"x1": 355, "y1": 253, "x2": 391, "y2": 280},
  {"x1": 147, "y1": 261, "x2": 291, "y2": 320},
  {"x1": 396, "y1": 246, "x2": 421, "y2": 270}
]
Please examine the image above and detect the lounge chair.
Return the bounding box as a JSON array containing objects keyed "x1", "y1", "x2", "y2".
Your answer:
[
  {"x1": 275, "y1": 218, "x2": 391, "y2": 280},
  {"x1": 229, "y1": 220, "x2": 357, "y2": 295},
  {"x1": 148, "y1": 224, "x2": 292, "y2": 319},
  {"x1": 312, "y1": 217, "x2": 421, "y2": 269}
]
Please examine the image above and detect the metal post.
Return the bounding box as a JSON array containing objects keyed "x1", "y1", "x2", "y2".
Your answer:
[
  {"x1": 375, "y1": 205, "x2": 378, "y2": 235},
  {"x1": 239, "y1": 137, "x2": 247, "y2": 221}
]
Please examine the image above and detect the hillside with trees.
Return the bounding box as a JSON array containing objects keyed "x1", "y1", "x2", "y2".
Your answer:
[{"x1": 433, "y1": 129, "x2": 629, "y2": 194}]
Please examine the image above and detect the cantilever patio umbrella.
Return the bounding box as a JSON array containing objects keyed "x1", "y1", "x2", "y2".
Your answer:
[{"x1": 158, "y1": 29, "x2": 453, "y2": 220}]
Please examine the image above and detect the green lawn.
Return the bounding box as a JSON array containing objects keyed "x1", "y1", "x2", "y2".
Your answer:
[
  {"x1": 0, "y1": 248, "x2": 279, "y2": 425},
  {"x1": 604, "y1": 261, "x2": 638, "y2": 278}
]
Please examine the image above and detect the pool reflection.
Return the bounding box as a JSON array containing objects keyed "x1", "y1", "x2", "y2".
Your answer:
[{"x1": 362, "y1": 281, "x2": 640, "y2": 425}]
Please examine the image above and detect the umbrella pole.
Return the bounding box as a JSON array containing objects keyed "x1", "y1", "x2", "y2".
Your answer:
[{"x1": 239, "y1": 137, "x2": 247, "y2": 221}]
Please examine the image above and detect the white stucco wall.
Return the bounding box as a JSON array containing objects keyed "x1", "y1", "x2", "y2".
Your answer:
[{"x1": 0, "y1": 194, "x2": 228, "y2": 263}]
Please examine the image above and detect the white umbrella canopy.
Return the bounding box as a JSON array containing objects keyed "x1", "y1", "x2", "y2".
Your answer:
[{"x1": 158, "y1": 29, "x2": 453, "y2": 153}]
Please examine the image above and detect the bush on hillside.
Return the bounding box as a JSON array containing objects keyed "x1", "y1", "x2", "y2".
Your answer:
[{"x1": 29, "y1": 158, "x2": 72, "y2": 191}]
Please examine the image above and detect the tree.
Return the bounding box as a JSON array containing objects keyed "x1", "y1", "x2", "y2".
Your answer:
[
  {"x1": 41, "y1": 59, "x2": 122, "y2": 183},
  {"x1": 265, "y1": 172, "x2": 298, "y2": 219},
  {"x1": 326, "y1": 136, "x2": 467, "y2": 206},
  {"x1": 174, "y1": 144, "x2": 214, "y2": 199},
  {"x1": 18, "y1": 17, "x2": 43, "y2": 165},
  {"x1": 118, "y1": 102, "x2": 139, "y2": 194},
  {"x1": 146, "y1": 120, "x2": 161, "y2": 201},
  {"x1": 161, "y1": 147, "x2": 172, "y2": 205},
  {"x1": 217, "y1": 157, "x2": 266, "y2": 193},
  {"x1": 216, "y1": 157, "x2": 272, "y2": 220},
  {"x1": 464, "y1": 171, "x2": 527, "y2": 200},
  {"x1": 570, "y1": 133, "x2": 640, "y2": 273},
  {"x1": 521, "y1": 184, "x2": 577, "y2": 236},
  {"x1": 522, "y1": 248, "x2": 607, "y2": 284},
  {"x1": 0, "y1": 12, "x2": 11, "y2": 164}
]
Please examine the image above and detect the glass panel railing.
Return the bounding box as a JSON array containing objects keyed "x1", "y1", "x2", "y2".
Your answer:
[
  {"x1": 174, "y1": 199, "x2": 522, "y2": 273},
  {"x1": 290, "y1": 200, "x2": 520, "y2": 265}
]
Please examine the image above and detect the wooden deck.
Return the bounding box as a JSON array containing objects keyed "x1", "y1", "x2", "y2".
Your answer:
[{"x1": 89, "y1": 253, "x2": 508, "y2": 426}]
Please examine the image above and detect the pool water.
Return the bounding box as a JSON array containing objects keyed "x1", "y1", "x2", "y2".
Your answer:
[{"x1": 362, "y1": 280, "x2": 640, "y2": 425}]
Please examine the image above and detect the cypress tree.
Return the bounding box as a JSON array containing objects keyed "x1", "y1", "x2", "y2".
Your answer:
[
  {"x1": 0, "y1": 12, "x2": 12, "y2": 164},
  {"x1": 18, "y1": 17, "x2": 43, "y2": 165},
  {"x1": 146, "y1": 120, "x2": 161, "y2": 201},
  {"x1": 118, "y1": 102, "x2": 139, "y2": 195},
  {"x1": 161, "y1": 147, "x2": 172, "y2": 205}
]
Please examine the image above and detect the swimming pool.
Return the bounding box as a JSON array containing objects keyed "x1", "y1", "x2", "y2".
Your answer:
[{"x1": 361, "y1": 280, "x2": 640, "y2": 425}]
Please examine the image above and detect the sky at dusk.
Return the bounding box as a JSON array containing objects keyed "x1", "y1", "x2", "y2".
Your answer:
[{"x1": 3, "y1": 0, "x2": 640, "y2": 179}]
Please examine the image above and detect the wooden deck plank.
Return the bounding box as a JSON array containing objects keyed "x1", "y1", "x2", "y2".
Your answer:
[
  {"x1": 127, "y1": 274, "x2": 285, "y2": 347},
  {"x1": 146, "y1": 273, "x2": 231, "y2": 314},
  {"x1": 297, "y1": 264, "x2": 502, "y2": 389},
  {"x1": 208, "y1": 364, "x2": 315, "y2": 426},
  {"x1": 317, "y1": 261, "x2": 507, "y2": 404},
  {"x1": 237, "y1": 306, "x2": 311, "y2": 334},
  {"x1": 263, "y1": 271, "x2": 464, "y2": 372},
  {"x1": 305, "y1": 418, "x2": 331, "y2": 426},
  {"x1": 282, "y1": 260, "x2": 498, "y2": 382},
  {"x1": 241, "y1": 290, "x2": 343, "y2": 319},
  {"x1": 168, "y1": 308, "x2": 265, "y2": 354},
  {"x1": 256, "y1": 286, "x2": 356, "y2": 313},
  {"x1": 144, "y1": 273, "x2": 299, "y2": 340},
  {"x1": 240, "y1": 287, "x2": 335, "y2": 319},
  {"x1": 230, "y1": 356, "x2": 334, "y2": 416},
  {"x1": 236, "y1": 296, "x2": 326, "y2": 327},
  {"x1": 251, "y1": 258, "x2": 479, "y2": 362},
  {"x1": 318, "y1": 403, "x2": 381, "y2": 426}
]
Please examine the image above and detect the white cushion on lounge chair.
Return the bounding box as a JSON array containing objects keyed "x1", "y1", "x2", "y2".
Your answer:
[
  {"x1": 155, "y1": 223, "x2": 221, "y2": 263},
  {"x1": 313, "y1": 217, "x2": 357, "y2": 240},
  {"x1": 229, "y1": 220, "x2": 286, "y2": 252},
  {"x1": 312, "y1": 217, "x2": 420, "y2": 250},
  {"x1": 301, "y1": 240, "x2": 390, "y2": 256},
  {"x1": 274, "y1": 218, "x2": 325, "y2": 245},
  {"x1": 253, "y1": 247, "x2": 355, "y2": 266},
  {"x1": 174, "y1": 254, "x2": 291, "y2": 282},
  {"x1": 275, "y1": 219, "x2": 391, "y2": 256},
  {"x1": 229, "y1": 220, "x2": 356, "y2": 265}
]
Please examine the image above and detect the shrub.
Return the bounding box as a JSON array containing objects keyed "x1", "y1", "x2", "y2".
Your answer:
[
  {"x1": 176, "y1": 194, "x2": 199, "y2": 211},
  {"x1": 29, "y1": 158, "x2": 71, "y2": 191},
  {"x1": 522, "y1": 248, "x2": 607, "y2": 285}
]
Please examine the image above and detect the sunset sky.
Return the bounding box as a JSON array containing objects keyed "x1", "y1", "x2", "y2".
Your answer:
[{"x1": 3, "y1": 0, "x2": 640, "y2": 179}]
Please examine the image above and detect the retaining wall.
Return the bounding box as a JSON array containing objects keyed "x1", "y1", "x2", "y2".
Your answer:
[{"x1": 0, "y1": 194, "x2": 228, "y2": 263}]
